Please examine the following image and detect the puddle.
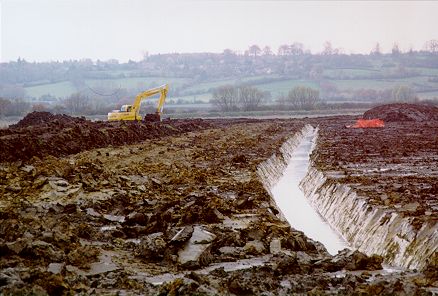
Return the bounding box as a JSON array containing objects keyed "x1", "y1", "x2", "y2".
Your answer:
[
  {"x1": 100, "y1": 225, "x2": 117, "y2": 232},
  {"x1": 271, "y1": 127, "x2": 349, "y2": 255}
]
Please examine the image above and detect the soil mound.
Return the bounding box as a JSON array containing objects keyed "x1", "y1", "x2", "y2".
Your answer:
[
  {"x1": 1, "y1": 114, "x2": 213, "y2": 162},
  {"x1": 11, "y1": 111, "x2": 87, "y2": 128},
  {"x1": 363, "y1": 103, "x2": 438, "y2": 122}
]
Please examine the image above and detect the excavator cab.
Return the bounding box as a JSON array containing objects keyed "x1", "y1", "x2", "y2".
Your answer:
[{"x1": 120, "y1": 105, "x2": 132, "y2": 112}]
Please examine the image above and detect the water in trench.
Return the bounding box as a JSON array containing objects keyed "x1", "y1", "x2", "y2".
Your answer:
[{"x1": 271, "y1": 127, "x2": 349, "y2": 255}]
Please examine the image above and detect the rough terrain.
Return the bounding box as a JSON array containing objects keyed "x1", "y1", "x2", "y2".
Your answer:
[
  {"x1": 0, "y1": 110, "x2": 437, "y2": 295},
  {"x1": 0, "y1": 112, "x2": 214, "y2": 162},
  {"x1": 310, "y1": 113, "x2": 438, "y2": 227}
]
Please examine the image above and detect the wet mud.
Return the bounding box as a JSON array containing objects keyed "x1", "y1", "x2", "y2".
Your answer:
[{"x1": 0, "y1": 110, "x2": 437, "y2": 295}]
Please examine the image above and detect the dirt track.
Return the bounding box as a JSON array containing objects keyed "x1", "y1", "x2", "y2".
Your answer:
[{"x1": 1, "y1": 110, "x2": 437, "y2": 295}]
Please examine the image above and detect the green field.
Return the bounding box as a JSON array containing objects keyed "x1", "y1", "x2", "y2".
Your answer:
[
  {"x1": 86, "y1": 77, "x2": 190, "y2": 90},
  {"x1": 323, "y1": 68, "x2": 379, "y2": 79},
  {"x1": 256, "y1": 80, "x2": 319, "y2": 97},
  {"x1": 25, "y1": 81, "x2": 76, "y2": 98},
  {"x1": 23, "y1": 68, "x2": 438, "y2": 102},
  {"x1": 24, "y1": 77, "x2": 191, "y2": 99},
  {"x1": 181, "y1": 75, "x2": 281, "y2": 94},
  {"x1": 411, "y1": 67, "x2": 438, "y2": 76},
  {"x1": 329, "y1": 76, "x2": 433, "y2": 91}
]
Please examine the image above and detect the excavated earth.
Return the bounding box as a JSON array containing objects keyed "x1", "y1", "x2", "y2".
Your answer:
[
  {"x1": 363, "y1": 103, "x2": 438, "y2": 122},
  {"x1": 0, "y1": 112, "x2": 216, "y2": 163},
  {"x1": 0, "y1": 111, "x2": 437, "y2": 295}
]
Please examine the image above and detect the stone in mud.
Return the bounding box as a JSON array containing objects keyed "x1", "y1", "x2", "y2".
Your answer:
[
  {"x1": 5, "y1": 185, "x2": 21, "y2": 193},
  {"x1": 125, "y1": 212, "x2": 148, "y2": 226},
  {"x1": 424, "y1": 252, "x2": 438, "y2": 283},
  {"x1": 170, "y1": 225, "x2": 194, "y2": 244},
  {"x1": 6, "y1": 239, "x2": 27, "y2": 254},
  {"x1": 219, "y1": 246, "x2": 242, "y2": 256},
  {"x1": 22, "y1": 240, "x2": 65, "y2": 262},
  {"x1": 227, "y1": 269, "x2": 280, "y2": 295},
  {"x1": 21, "y1": 165, "x2": 35, "y2": 173},
  {"x1": 269, "y1": 238, "x2": 281, "y2": 254},
  {"x1": 191, "y1": 227, "x2": 216, "y2": 244},
  {"x1": 0, "y1": 268, "x2": 22, "y2": 287},
  {"x1": 85, "y1": 207, "x2": 101, "y2": 217},
  {"x1": 234, "y1": 194, "x2": 255, "y2": 209},
  {"x1": 178, "y1": 227, "x2": 216, "y2": 268},
  {"x1": 272, "y1": 252, "x2": 303, "y2": 275},
  {"x1": 345, "y1": 250, "x2": 383, "y2": 271},
  {"x1": 67, "y1": 245, "x2": 100, "y2": 269},
  {"x1": 137, "y1": 232, "x2": 167, "y2": 262},
  {"x1": 243, "y1": 240, "x2": 265, "y2": 255},
  {"x1": 324, "y1": 249, "x2": 383, "y2": 271},
  {"x1": 47, "y1": 262, "x2": 65, "y2": 274}
]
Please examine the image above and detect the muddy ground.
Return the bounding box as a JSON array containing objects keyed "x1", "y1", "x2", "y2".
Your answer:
[
  {"x1": 309, "y1": 115, "x2": 438, "y2": 227},
  {"x1": 0, "y1": 111, "x2": 437, "y2": 295}
]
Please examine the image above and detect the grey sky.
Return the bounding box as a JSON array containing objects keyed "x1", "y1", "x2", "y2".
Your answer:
[{"x1": 1, "y1": 0, "x2": 437, "y2": 62}]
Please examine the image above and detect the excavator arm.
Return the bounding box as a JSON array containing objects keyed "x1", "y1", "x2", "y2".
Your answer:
[{"x1": 132, "y1": 84, "x2": 169, "y2": 119}]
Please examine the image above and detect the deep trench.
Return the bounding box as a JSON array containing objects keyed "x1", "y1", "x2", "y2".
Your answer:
[{"x1": 271, "y1": 126, "x2": 349, "y2": 255}]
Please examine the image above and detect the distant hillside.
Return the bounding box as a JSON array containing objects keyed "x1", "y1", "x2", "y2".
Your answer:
[{"x1": 1, "y1": 50, "x2": 438, "y2": 106}]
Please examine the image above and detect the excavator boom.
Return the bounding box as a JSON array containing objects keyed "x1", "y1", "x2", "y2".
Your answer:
[{"x1": 108, "y1": 84, "x2": 169, "y2": 121}]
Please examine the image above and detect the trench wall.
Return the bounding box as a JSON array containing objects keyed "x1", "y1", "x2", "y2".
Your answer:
[
  {"x1": 256, "y1": 124, "x2": 313, "y2": 221},
  {"x1": 257, "y1": 124, "x2": 437, "y2": 270},
  {"x1": 300, "y1": 163, "x2": 437, "y2": 270}
]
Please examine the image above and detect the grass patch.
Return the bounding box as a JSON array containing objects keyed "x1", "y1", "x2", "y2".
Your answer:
[{"x1": 25, "y1": 81, "x2": 76, "y2": 98}]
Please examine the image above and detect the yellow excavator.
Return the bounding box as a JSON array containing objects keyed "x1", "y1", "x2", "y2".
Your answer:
[{"x1": 107, "y1": 84, "x2": 169, "y2": 122}]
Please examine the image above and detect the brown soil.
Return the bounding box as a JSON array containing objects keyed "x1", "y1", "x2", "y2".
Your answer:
[
  {"x1": 1, "y1": 112, "x2": 216, "y2": 163},
  {"x1": 0, "y1": 113, "x2": 436, "y2": 295},
  {"x1": 363, "y1": 103, "x2": 438, "y2": 122}
]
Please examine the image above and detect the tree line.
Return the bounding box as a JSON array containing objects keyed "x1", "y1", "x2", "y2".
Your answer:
[
  {"x1": 210, "y1": 85, "x2": 320, "y2": 112},
  {"x1": 209, "y1": 84, "x2": 421, "y2": 113}
]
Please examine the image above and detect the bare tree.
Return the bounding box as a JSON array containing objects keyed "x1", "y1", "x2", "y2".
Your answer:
[
  {"x1": 322, "y1": 41, "x2": 333, "y2": 55},
  {"x1": 392, "y1": 43, "x2": 401, "y2": 55},
  {"x1": 391, "y1": 85, "x2": 416, "y2": 102},
  {"x1": 64, "y1": 92, "x2": 91, "y2": 115},
  {"x1": 223, "y1": 48, "x2": 235, "y2": 56},
  {"x1": 290, "y1": 42, "x2": 304, "y2": 55},
  {"x1": 5, "y1": 99, "x2": 31, "y2": 116},
  {"x1": 277, "y1": 44, "x2": 289, "y2": 56},
  {"x1": 424, "y1": 39, "x2": 438, "y2": 53},
  {"x1": 262, "y1": 46, "x2": 273, "y2": 56},
  {"x1": 237, "y1": 85, "x2": 265, "y2": 111},
  {"x1": 286, "y1": 86, "x2": 320, "y2": 110},
  {"x1": 371, "y1": 43, "x2": 381, "y2": 55},
  {"x1": 211, "y1": 85, "x2": 238, "y2": 112},
  {"x1": 0, "y1": 98, "x2": 12, "y2": 118},
  {"x1": 248, "y1": 45, "x2": 261, "y2": 57}
]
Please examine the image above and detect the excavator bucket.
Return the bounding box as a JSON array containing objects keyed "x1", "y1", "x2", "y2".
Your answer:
[
  {"x1": 346, "y1": 118, "x2": 384, "y2": 128},
  {"x1": 143, "y1": 113, "x2": 161, "y2": 122}
]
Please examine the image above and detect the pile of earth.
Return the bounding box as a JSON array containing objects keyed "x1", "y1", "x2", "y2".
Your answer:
[
  {"x1": 363, "y1": 103, "x2": 438, "y2": 122},
  {"x1": 0, "y1": 112, "x2": 214, "y2": 163},
  {"x1": 9, "y1": 111, "x2": 88, "y2": 128}
]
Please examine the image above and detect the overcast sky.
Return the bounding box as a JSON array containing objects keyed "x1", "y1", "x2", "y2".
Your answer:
[{"x1": 1, "y1": 0, "x2": 437, "y2": 62}]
